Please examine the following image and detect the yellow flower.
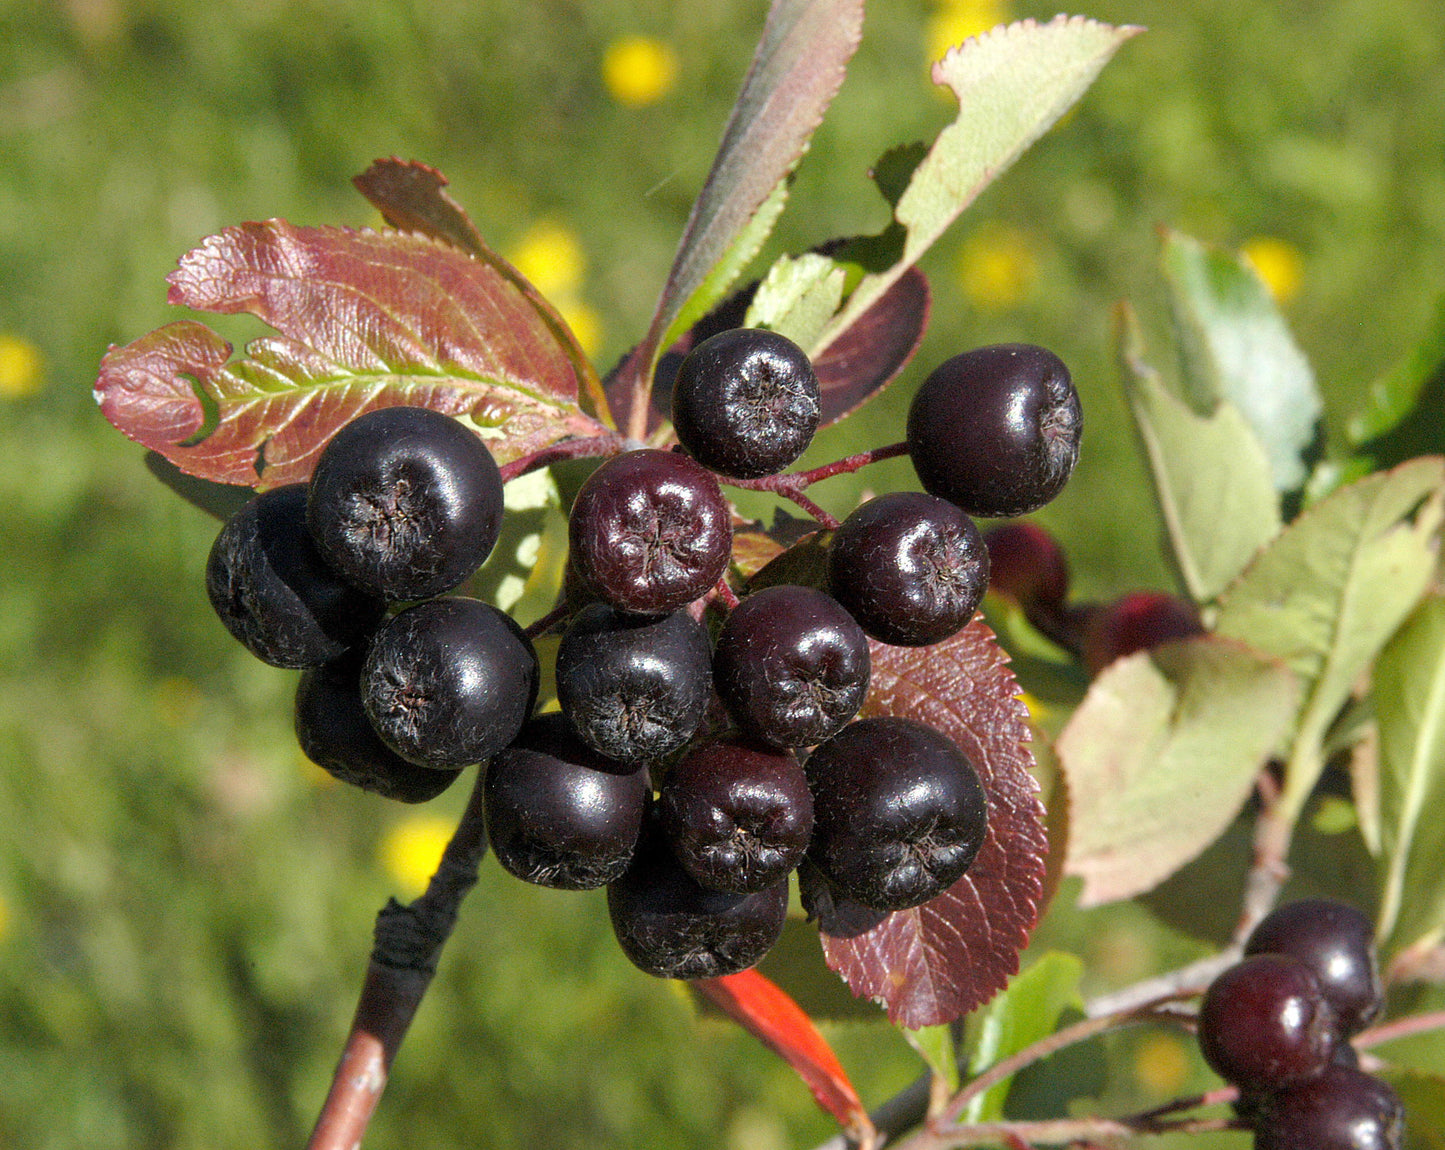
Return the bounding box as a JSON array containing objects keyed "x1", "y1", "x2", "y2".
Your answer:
[
  {"x1": 927, "y1": 0, "x2": 1010, "y2": 63},
  {"x1": 557, "y1": 299, "x2": 603, "y2": 360},
  {"x1": 602, "y1": 35, "x2": 680, "y2": 108},
  {"x1": 379, "y1": 814, "x2": 455, "y2": 898},
  {"x1": 0, "y1": 334, "x2": 44, "y2": 398},
  {"x1": 1241, "y1": 236, "x2": 1304, "y2": 304},
  {"x1": 508, "y1": 219, "x2": 587, "y2": 300},
  {"x1": 957, "y1": 222, "x2": 1039, "y2": 311},
  {"x1": 1133, "y1": 1032, "x2": 1192, "y2": 1096}
]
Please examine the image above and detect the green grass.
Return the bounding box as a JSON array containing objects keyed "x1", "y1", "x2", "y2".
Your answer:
[{"x1": 1, "y1": 1, "x2": 1443, "y2": 1146}]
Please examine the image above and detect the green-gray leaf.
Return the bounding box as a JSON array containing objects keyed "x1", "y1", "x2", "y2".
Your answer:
[
  {"x1": 1117, "y1": 303, "x2": 1281, "y2": 603},
  {"x1": 744, "y1": 251, "x2": 846, "y2": 352},
  {"x1": 1160, "y1": 230, "x2": 1322, "y2": 492},
  {"x1": 1059, "y1": 636, "x2": 1300, "y2": 907}
]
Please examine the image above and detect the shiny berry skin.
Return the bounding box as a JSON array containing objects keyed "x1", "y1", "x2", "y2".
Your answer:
[
  {"x1": 660, "y1": 739, "x2": 813, "y2": 894},
  {"x1": 483, "y1": 714, "x2": 648, "y2": 890},
  {"x1": 713, "y1": 584, "x2": 870, "y2": 748},
  {"x1": 671, "y1": 328, "x2": 822, "y2": 479},
  {"x1": 906, "y1": 343, "x2": 1081, "y2": 518},
  {"x1": 1253, "y1": 1065, "x2": 1404, "y2": 1150},
  {"x1": 806, "y1": 717, "x2": 989, "y2": 911},
  {"x1": 828, "y1": 492, "x2": 989, "y2": 646},
  {"x1": 1080, "y1": 591, "x2": 1204, "y2": 676},
  {"x1": 568, "y1": 449, "x2": 732, "y2": 614},
  {"x1": 983, "y1": 522, "x2": 1070, "y2": 612},
  {"x1": 608, "y1": 815, "x2": 789, "y2": 979},
  {"x1": 1244, "y1": 899, "x2": 1383, "y2": 1036},
  {"x1": 206, "y1": 485, "x2": 385, "y2": 668},
  {"x1": 307, "y1": 406, "x2": 503, "y2": 601},
  {"x1": 556, "y1": 604, "x2": 712, "y2": 764},
  {"x1": 361, "y1": 597, "x2": 538, "y2": 769},
  {"x1": 1197, "y1": 955, "x2": 1341, "y2": 1090},
  {"x1": 294, "y1": 652, "x2": 460, "y2": 803}
]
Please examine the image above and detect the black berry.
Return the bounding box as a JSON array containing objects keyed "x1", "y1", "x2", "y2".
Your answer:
[
  {"x1": 307, "y1": 406, "x2": 504, "y2": 601},
  {"x1": 1253, "y1": 1064, "x2": 1404, "y2": 1150},
  {"x1": 806, "y1": 716, "x2": 988, "y2": 911},
  {"x1": 906, "y1": 343, "x2": 1081, "y2": 518},
  {"x1": 1244, "y1": 899, "x2": 1383, "y2": 1036},
  {"x1": 568, "y1": 449, "x2": 732, "y2": 614},
  {"x1": 671, "y1": 327, "x2": 821, "y2": 479},
  {"x1": 484, "y1": 714, "x2": 648, "y2": 890},
  {"x1": 1080, "y1": 591, "x2": 1204, "y2": 676},
  {"x1": 659, "y1": 738, "x2": 813, "y2": 893},
  {"x1": 713, "y1": 584, "x2": 870, "y2": 748},
  {"x1": 828, "y1": 491, "x2": 989, "y2": 646},
  {"x1": 206, "y1": 484, "x2": 384, "y2": 668},
  {"x1": 362, "y1": 597, "x2": 538, "y2": 769},
  {"x1": 556, "y1": 604, "x2": 712, "y2": 763}
]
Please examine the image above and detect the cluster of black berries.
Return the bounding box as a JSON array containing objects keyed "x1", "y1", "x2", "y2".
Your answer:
[
  {"x1": 1197, "y1": 899, "x2": 1403, "y2": 1149},
  {"x1": 203, "y1": 329, "x2": 1084, "y2": 982}
]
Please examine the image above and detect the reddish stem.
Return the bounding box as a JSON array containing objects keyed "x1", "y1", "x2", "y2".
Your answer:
[
  {"x1": 524, "y1": 599, "x2": 574, "y2": 640},
  {"x1": 1356, "y1": 1008, "x2": 1445, "y2": 1048},
  {"x1": 711, "y1": 577, "x2": 741, "y2": 611},
  {"x1": 498, "y1": 433, "x2": 628, "y2": 483}
]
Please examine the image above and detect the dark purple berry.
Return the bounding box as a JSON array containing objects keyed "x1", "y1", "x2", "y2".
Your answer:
[
  {"x1": 671, "y1": 328, "x2": 821, "y2": 479},
  {"x1": 907, "y1": 343, "x2": 1081, "y2": 518},
  {"x1": 556, "y1": 604, "x2": 712, "y2": 763},
  {"x1": 294, "y1": 651, "x2": 460, "y2": 803},
  {"x1": 659, "y1": 738, "x2": 813, "y2": 893},
  {"x1": 484, "y1": 714, "x2": 648, "y2": 890},
  {"x1": 608, "y1": 814, "x2": 789, "y2": 979},
  {"x1": 1198, "y1": 955, "x2": 1341, "y2": 1090},
  {"x1": 806, "y1": 717, "x2": 988, "y2": 911},
  {"x1": 569, "y1": 449, "x2": 732, "y2": 615},
  {"x1": 1244, "y1": 899, "x2": 1383, "y2": 1036},
  {"x1": 984, "y1": 521, "x2": 1070, "y2": 611},
  {"x1": 1253, "y1": 1065, "x2": 1404, "y2": 1150},
  {"x1": 206, "y1": 485, "x2": 384, "y2": 668},
  {"x1": 713, "y1": 585, "x2": 870, "y2": 748},
  {"x1": 361, "y1": 597, "x2": 538, "y2": 769},
  {"x1": 1080, "y1": 591, "x2": 1204, "y2": 676},
  {"x1": 828, "y1": 492, "x2": 989, "y2": 646},
  {"x1": 307, "y1": 406, "x2": 503, "y2": 601}
]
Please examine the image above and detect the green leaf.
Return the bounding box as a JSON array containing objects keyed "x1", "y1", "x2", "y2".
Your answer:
[
  {"x1": 1374, "y1": 596, "x2": 1445, "y2": 956},
  {"x1": 1381, "y1": 1069, "x2": 1445, "y2": 1150},
  {"x1": 1059, "y1": 636, "x2": 1300, "y2": 907},
  {"x1": 958, "y1": 952, "x2": 1084, "y2": 1123},
  {"x1": 1160, "y1": 230, "x2": 1322, "y2": 493},
  {"x1": 1214, "y1": 458, "x2": 1445, "y2": 824},
  {"x1": 744, "y1": 252, "x2": 847, "y2": 351},
  {"x1": 1116, "y1": 303, "x2": 1281, "y2": 603},
  {"x1": 905, "y1": 1025, "x2": 961, "y2": 1096},
  {"x1": 1344, "y1": 293, "x2": 1445, "y2": 473},
  {"x1": 816, "y1": 16, "x2": 1138, "y2": 355}
]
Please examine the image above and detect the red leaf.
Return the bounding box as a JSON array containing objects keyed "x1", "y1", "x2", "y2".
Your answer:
[
  {"x1": 815, "y1": 621, "x2": 1047, "y2": 1028},
  {"x1": 694, "y1": 968, "x2": 872, "y2": 1139},
  {"x1": 95, "y1": 221, "x2": 606, "y2": 487},
  {"x1": 814, "y1": 265, "x2": 928, "y2": 427}
]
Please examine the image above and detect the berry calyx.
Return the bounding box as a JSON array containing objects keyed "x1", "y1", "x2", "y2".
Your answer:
[
  {"x1": 906, "y1": 343, "x2": 1081, "y2": 518},
  {"x1": 306, "y1": 406, "x2": 504, "y2": 602},
  {"x1": 671, "y1": 327, "x2": 822, "y2": 479}
]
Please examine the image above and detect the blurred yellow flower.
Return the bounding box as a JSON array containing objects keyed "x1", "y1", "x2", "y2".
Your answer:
[
  {"x1": 509, "y1": 219, "x2": 586, "y2": 300},
  {"x1": 602, "y1": 35, "x2": 680, "y2": 108},
  {"x1": 1241, "y1": 236, "x2": 1304, "y2": 304},
  {"x1": 380, "y1": 814, "x2": 455, "y2": 898},
  {"x1": 558, "y1": 299, "x2": 603, "y2": 360},
  {"x1": 957, "y1": 222, "x2": 1039, "y2": 311},
  {"x1": 927, "y1": 0, "x2": 1010, "y2": 63},
  {"x1": 0, "y1": 334, "x2": 44, "y2": 398},
  {"x1": 1133, "y1": 1032, "x2": 1192, "y2": 1096}
]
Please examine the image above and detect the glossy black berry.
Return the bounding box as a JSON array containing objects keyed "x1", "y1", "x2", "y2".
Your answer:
[
  {"x1": 206, "y1": 484, "x2": 385, "y2": 668},
  {"x1": 671, "y1": 327, "x2": 821, "y2": 479},
  {"x1": 608, "y1": 815, "x2": 789, "y2": 979},
  {"x1": 1253, "y1": 1065, "x2": 1404, "y2": 1150},
  {"x1": 361, "y1": 597, "x2": 538, "y2": 769},
  {"x1": 807, "y1": 717, "x2": 988, "y2": 911},
  {"x1": 307, "y1": 406, "x2": 504, "y2": 601},
  {"x1": 1244, "y1": 899, "x2": 1383, "y2": 1036},
  {"x1": 294, "y1": 652, "x2": 460, "y2": 803},
  {"x1": 484, "y1": 714, "x2": 648, "y2": 890},
  {"x1": 828, "y1": 492, "x2": 989, "y2": 647},
  {"x1": 556, "y1": 604, "x2": 712, "y2": 763},
  {"x1": 659, "y1": 738, "x2": 813, "y2": 894},
  {"x1": 569, "y1": 449, "x2": 733, "y2": 614},
  {"x1": 713, "y1": 585, "x2": 870, "y2": 748},
  {"x1": 1197, "y1": 954, "x2": 1341, "y2": 1090},
  {"x1": 907, "y1": 343, "x2": 1081, "y2": 518}
]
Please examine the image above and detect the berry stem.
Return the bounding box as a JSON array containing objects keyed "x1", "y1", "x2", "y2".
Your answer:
[
  {"x1": 305, "y1": 774, "x2": 489, "y2": 1150},
  {"x1": 721, "y1": 442, "x2": 912, "y2": 528},
  {"x1": 498, "y1": 433, "x2": 629, "y2": 483},
  {"x1": 524, "y1": 599, "x2": 575, "y2": 640},
  {"x1": 710, "y1": 577, "x2": 741, "y2": 612},
  {"x1": 789, "y1": 441, "x2": 910, "y2": 487},
  {"x1": 1356, "y1": 1008, "x2": 1445, "y2": 1048}
]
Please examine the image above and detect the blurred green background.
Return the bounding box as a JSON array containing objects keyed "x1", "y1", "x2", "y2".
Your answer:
[{"x1": 2, "y1": 0, "x2": 1443, "y2": 1147}]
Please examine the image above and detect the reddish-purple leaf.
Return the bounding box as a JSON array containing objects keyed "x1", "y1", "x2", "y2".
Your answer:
[
  {"x1": 816, "y1": 621, "x2": 1047, "y2": 1028},
  {"x1": 95, "y1": 221, "x2": 606, "y2": 487}
]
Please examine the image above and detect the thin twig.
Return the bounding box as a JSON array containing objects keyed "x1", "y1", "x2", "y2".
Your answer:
[{"x1": 497, "y1": 432, "x2": 628, "y2": 483}]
